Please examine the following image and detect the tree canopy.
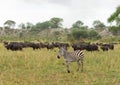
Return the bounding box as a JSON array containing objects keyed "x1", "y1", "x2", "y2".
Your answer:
[
  {"x1": 108, "y1": 6, "x2": 120, "y2": 25},
  {"x1": 72, "y1": 20, "x2": 84, "y2": 28},
  {"x1": 50, "y1": 17, "x2": 63, "y2": 28},
  {"x1": 108, "y1": 5, "x2": 120, "y2": 35},
  {"x1": 92, "y1": 20, "x2": 105, "y2": 29},
  {"x1": 4, "y1": 20, "x2": 16, "y2": 29},
  {"x1": 35, "y1": 21, "x2": 51, "y2": 30}
]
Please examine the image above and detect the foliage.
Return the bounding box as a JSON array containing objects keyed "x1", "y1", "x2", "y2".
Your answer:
[
  {"x1": 92, "y1": 20, "x2": 105, "y2": 29},
  {"x1": 26, "y1": 22, "x2": 34, "y2": 29},
  {"x1": 18, "y1": 23, "x2": 26, "y2": 29},
  {"x1": 67, "y1": 33, "x2": 74, "y2": 42},
  {"x1": 108, "y1": 26, "x2": 120, "y2": 35},
  {"x1": 50, "y1": 17, "x2": 63, "y2": 28},
  {"x1": 70, "y1": 28, "x2": 88, "y2": 40},
  {"x1": 31, "y1": 17, "x2": 63, "y2": 31},
  {"x1": 68, "y1": 28, "x2": 100, "y2": 41},
  {"x1": 99, "y1": 36, "x2": 120, "y2": 43},
  {"x1": 18, "y1": 22, "x2": 33, "y2": 29},
  {"x1": 4, "y1": 20, "x2": 16, "y2": 29},
  {"x1": 108, "y1": 6, "x2": 120, "y2": 25},
  {"x1": 34, "y1": 21, "x2": 51, "y2": 31},
  {"x1": 88, "y1": 30, "x2": 101, "y2": 39},
  {"x1": 53, "y1": 31, "x2": 61, "y2": 40},
  {"x1": 108, "y1": 6, "x2": 120, "y2": 36},
  {"x1": 72, "y1": 20, "x2": 84, "y2": 28}
]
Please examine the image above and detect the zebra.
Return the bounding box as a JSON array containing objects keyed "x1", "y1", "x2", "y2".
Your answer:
[{"x1": 57, "y1": 47, "x2": 84, "y2": 73}]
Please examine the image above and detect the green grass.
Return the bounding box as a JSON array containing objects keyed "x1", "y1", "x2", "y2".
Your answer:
[{"x1": 0, "y1": 43, "x2": 120, "y2": 85}]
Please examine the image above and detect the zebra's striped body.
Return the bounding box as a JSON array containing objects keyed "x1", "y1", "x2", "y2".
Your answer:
[{"x1": 57, "y1": 47, "x2": 84, "y2": 73}]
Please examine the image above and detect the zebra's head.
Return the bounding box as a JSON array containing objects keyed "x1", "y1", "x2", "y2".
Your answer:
[{"x1": 57, "y1": 47, "x2": 66, "y2": 59}]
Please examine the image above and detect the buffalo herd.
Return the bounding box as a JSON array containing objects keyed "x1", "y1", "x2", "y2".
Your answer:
[
  {"x1": 3, "y1": 41, "x2": 114, "y2": 52},
  {"x1": 72, "y1": 42, "x2": 114, "y2": 52},
  {"x1": 3, "y1": 42, "x2": 69, "y2": 51}
]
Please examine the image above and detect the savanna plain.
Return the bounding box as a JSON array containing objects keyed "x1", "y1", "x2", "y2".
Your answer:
[{"x1": 0, "y1": 43, "x2": 120, "y2": 85}]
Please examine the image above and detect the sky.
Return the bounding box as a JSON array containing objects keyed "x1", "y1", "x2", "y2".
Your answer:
[{"x1": 0, "y1": 0, "x2": 120, "y2": 28}]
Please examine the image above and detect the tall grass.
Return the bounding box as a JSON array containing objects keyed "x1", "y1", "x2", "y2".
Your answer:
[{"x1": 0, "y1": 43, "x2": 120, "y2": 85}]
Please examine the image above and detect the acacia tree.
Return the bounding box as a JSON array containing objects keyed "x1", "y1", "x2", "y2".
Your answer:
[
  {"x1": 71, "y1": 20, "x2": 88, "y2": 30},
  {"x1": 92, "y1": 20, "x2": 105, "y2": 29},
  {"x1": 50, "y1": 17, "x2": 63, "y2": 28},
  {"x1": 4, "y1": 20, "x2": 16, "y2": 29},
  {"x1": 72, "y1": 20, "x2": 84, "y2": 28}
]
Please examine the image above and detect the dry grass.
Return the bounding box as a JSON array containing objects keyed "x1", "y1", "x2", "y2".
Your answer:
[{"x1": 0, "y1": 43, "x2": 120, "y2": 85}]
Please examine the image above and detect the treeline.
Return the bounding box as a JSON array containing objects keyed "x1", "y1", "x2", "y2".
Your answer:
[
  {"x1": 0, "y1": 5, "x2": 120, "y2": 42},
  {"x1": 0, "y1": 18, "x2": 106, "y2": 41},
  {"x1": 2, "y1": 17, "x2": 63, "y2": 30}
]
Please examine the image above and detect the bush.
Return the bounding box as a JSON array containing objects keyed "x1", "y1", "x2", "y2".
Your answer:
[
  {"x1": 109, "y1": 26, "x2": 120, "y2": 35},
  {"x1": 88, "y1": 30, "x2": 101, "y2": 39},
  {"x1": 71, "y1": 28, "x2": 88, "y2": 40}
]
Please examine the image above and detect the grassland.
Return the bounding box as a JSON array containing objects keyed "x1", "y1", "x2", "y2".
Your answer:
[{"x1": 0, "y1": 43, "x2": 120, "y2": 85}]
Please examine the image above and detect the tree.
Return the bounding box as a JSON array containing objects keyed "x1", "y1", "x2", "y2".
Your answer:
[
  {"x1": 109, "y1": 26, "x2": 120, "y2": 35},
  {"x1": 108, "y1": 6, "x2": 120, "y2": 35},
  {"x1": 50, "y1": 17, "x2": 63, "y2": 28},
  {"x1": 93, "y1": 20, "x2": 105, "y2": 29},
  {"x1": 71, "y1": 28, "x2": 88, "y2": 40},
  {"x1": 35, "y1": 21, "x2": 51, "y2": 30},
  {"x1": 72, "y1": 20, "x2": 84, "y2": 28},
  {"x1": 18, "y1": 23, "x2": 26, "y2": 29},
  {"x1": 108, "y1": 6, "x2": 120, "y2": 25},
  {"x1": 26, "y1": 22, "x2": 33, "y2": 29},
  {"x1": 71, "y1": 20, "x2": 88, "y2": 30},
  {"x1": 88, "y1": 30, "x2": 101, "y2": 39},
  {"x1": 4, "y1": 20, "x2": 16, "y2": 29}
]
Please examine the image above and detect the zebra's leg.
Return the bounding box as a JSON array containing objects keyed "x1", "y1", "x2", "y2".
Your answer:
[
  {"x1": 81, "y1": 60, "x2": 83, "y2": 72},
  {"x1": 66, "y1": 61, "x2": 70, "y2": 73},
  {"x1": 77, "y1": 61, "x2": 80, "y2": 71}
]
